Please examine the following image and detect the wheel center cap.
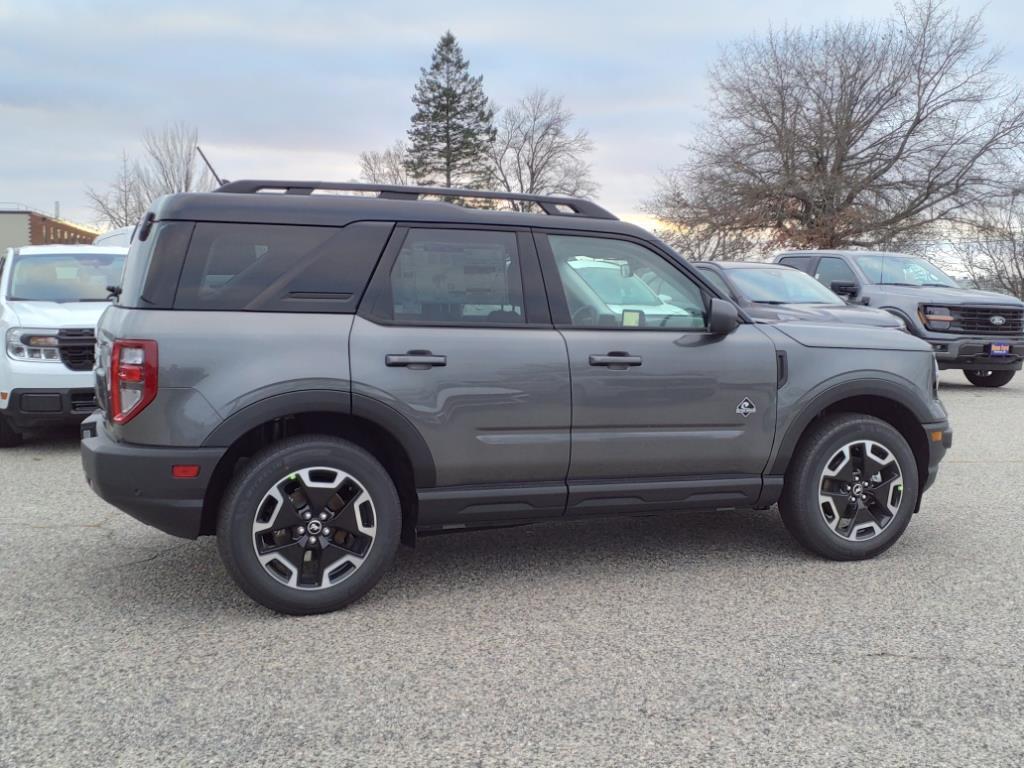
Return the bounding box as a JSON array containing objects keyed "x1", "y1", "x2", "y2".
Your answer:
[
  {"x1": 852, "y1": 483, "x2": 864, "y2": 495},
  {"x1": 306, "y1": 519, "x2": 323, "y2": 535}
]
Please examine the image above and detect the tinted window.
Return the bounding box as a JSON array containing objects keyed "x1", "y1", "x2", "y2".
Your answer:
[
  {"x1": 696, "y1": 267, "x2": 733, "y2": 296},
  {"x1": 387, "y1": 229, "x2": 524, "y2": 325},
  {"x1": 814, "y1": 257, "x2": 858, "y2": 289},
  {"x1": 174, "y1": 222, "x2": 391, "y2": 312},
  {"x1": 778, "y1": 255, "x2": 811, "y2": 272},
  {"x1": 548, "y1": 235, "x2": 706, "y2": 330}
]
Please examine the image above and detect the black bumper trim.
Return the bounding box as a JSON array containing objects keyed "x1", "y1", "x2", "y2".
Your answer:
[
  {"x1": 920, "y1": 420, "x2": 952, "y2": 497},
  {"x1": 80, "y1": 413, "x2": 225, "y2": 539},
  {"x1": 4, "y1": 387, "x2": 97, "y2": 430}
]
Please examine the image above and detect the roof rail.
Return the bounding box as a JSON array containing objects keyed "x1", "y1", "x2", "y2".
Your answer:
[{"x1": 214, "y1": 180, "x2": 618, "y2": 220}]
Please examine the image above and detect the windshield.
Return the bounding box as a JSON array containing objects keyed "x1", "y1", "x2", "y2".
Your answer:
[
  {"x1": 727, "y1": 267, "x2": 845, "y2": 305},
  {"x1": 570, "y1": 264, "x2": 665, "y2": 307},
  {"x1": 8, "y1": 253, "x2": 126, "y2": 302},
  {"x1": 854, "y1": 255, "x2": 958, "y2": 287}
]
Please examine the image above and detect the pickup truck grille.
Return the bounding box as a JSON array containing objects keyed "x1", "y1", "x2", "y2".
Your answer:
[
  {"x1": 58, "y1": 328, "x2": 97, "y2": 372},
  {"x1": 950, "y1": 306, "x2": 1023, "y2": 336}
]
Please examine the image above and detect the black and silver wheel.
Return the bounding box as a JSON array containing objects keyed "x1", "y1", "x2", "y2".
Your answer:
[
  {"x1": 964, "y1": 369, "x2": 1015, "y2": 388},
  {"x1": 217, "y1": 435, "x2": 400, "y2": 614},
  {"x1": 0, "y1": 415, "x2": 22, "y2": 448},
  {"x1": 779, "y1": 414, "x2": 919, "y2": 560}
]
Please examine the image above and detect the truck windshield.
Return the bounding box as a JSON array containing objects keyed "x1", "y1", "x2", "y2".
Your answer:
[
  {"x1": 728, "y1": 267, "x2": 845, "y2": 304},
  {"x1": 854, "y1": 255, "x2": 958, "y2": 288},
  {"x1": 7, "y1": 253, "x2": 126, "y2": 302}
]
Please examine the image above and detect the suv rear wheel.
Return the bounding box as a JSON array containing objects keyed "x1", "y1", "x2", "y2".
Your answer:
[
  {"x1": 779, "y1": 414, "x2": 919, "y2": 560},
  {"x1": 963, "y1": 369, "x2": 1015, "y2": 388},
  {"x1": 217, "y1": 435, "x2": 401, "y2": 615},
  {"x1": 0, "y1": 415, "x2": 23, "y2": 448}
]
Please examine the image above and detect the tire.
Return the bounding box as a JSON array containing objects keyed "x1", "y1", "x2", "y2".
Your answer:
[
  {"x1": 0, "y1": 415, "x2": 23, "y2": 448},
  {"x1": 217, "y1": 435, "x2": 401, "y2": 615},
  {"x1": 964, "y1": 369, "x2": 1015, "y2": 388},
  {"x1": 778, "y1": 414, "x2": 919, "y2": 561}
]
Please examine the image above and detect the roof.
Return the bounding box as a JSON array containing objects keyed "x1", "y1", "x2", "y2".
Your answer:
[
  {"x1": 775, "y1": 249, "x2": 914, "y2": 259},
  {"x1": 151, "y1": 190, "x2": 651, "y2": 239},
  {"x1": 694, "y1": 260, "x2": 788, "y2": 270},
  {"x1": 11, "y1": 244, "x2": 129, "y2": 256}
]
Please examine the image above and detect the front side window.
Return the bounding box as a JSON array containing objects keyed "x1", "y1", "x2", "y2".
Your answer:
[
  {"x1": 387, "y1": 229, "x2": 524, "y2": 325},
  {"x1": 729, "y1": 267, "x2": 844, "y2": 305},
  {"x1": 548, "y1": 235, "x2": 706, "y2": 329},
  {"x1": 7, "y1": 252, "x2": 125, "y2": 302},
  {"x1": 814, "y1": 257, "x2": 858, "y2": 290}
]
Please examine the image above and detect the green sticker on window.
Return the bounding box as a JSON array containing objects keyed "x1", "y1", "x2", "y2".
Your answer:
[{"x1": 622, "y1": 310, "x2": 641, "y2": 328}]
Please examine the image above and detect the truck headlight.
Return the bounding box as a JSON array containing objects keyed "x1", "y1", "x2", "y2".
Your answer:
[
  {"x1": 920, "y1": 305, "x2": 954, "y2": 331},
  {"x1": 6, "y1": 328, "x2": 62, "y2": 362}
]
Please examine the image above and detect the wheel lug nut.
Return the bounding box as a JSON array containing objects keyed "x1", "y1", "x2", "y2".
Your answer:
[
  {"x1": 303, "y1": 512, "x2": 312, "y2": 520},
  {"x1": 297, "y1": 526, "x2": 305, "y2": 535},
  {"x1": 322, "y1": 527, "x2": 330, "y2": 536},
  {"x1": 319, "y1": 512, "x2": 328, "y2": 521}
]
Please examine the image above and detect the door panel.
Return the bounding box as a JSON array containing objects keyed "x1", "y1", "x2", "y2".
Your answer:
[{"x1": 562, "y1": 326, "x2": 778, "y2": 479}]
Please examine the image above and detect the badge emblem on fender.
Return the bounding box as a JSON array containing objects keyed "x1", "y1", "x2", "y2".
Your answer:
[{"x1": 736, "y1": 398, "x2": 757, "y2": 418}]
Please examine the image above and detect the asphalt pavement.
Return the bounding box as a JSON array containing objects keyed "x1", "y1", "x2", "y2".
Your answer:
[{"x1": 1, "y1": 370, "x2": 1022, "y2": 767}]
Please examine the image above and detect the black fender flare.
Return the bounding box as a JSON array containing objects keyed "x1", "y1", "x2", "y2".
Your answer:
[
  {"x1": 768, "y1": 375, "x2": 935, "y2": 476},
  {"x1": 201, "y1": 389, "x2": 436, "y2": 488}
]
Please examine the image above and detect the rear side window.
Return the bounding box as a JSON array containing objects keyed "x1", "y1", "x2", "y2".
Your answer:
[
  {"x1": 174, "y1": 222, "x2": 392, "y2": 312},
  {"x1": 383, "y1": 229, "x2": 525, "y2": 325},
  {"x1": 814, "y1": 257, "x2": 858, "y2": 288},
  {"x1": 778, "y1": 255, "x2": 810, "y2": 272}
]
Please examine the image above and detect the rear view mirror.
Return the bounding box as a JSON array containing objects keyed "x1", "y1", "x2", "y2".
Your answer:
[
  {"x1": 708, "y1": 298, "x2": 740, "y2": 335},
  {"x1": 831, "y1": 280, "x2": 858, "y2": 297}
]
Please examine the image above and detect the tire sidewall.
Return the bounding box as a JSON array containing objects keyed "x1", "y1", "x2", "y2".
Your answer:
[
  {"x1": 965, "y1": 369, "x2": 1015, "y2": 388},
  {"x1": 217, "y1": 437, "x2": 401, "y2": 614},
  {"x1": 783, "y1": 416, "x2": 919, "y2": 560}
]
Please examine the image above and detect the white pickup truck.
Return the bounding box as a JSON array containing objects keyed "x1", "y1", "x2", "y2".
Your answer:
[{"x1": 1, "y1": 244, "x2": 127, "y2": 446}]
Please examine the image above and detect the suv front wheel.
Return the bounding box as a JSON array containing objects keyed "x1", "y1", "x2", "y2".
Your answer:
[
  {"x1": 779, "y1": 414, "x2": 919, "y2": 561},
  {"x1": 217, "y1": 435, "x2": 401, "y2": 614},
  {"x1": 964, "y1": 369, "x2": 1015, "y2": 388}
]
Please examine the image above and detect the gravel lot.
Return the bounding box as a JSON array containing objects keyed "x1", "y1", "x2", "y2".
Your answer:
[{"x1": 1, "y1": 370, "x2": 1022, "y2": 767}]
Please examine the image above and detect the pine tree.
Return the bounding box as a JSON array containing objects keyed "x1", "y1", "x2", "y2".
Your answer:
[{"x1": 405, "y1": 32, "x2": 495, "y2": 188}]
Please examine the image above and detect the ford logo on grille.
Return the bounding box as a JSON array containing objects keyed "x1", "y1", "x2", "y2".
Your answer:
[{"x1": 990, "y1": 315, "x2": 1007, "y2": 326}]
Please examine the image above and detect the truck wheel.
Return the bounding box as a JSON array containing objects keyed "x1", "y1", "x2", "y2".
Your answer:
[
  {"x1": 0, "y1": 415, "x2": 23, "y2": 447},
  {"x1": 217, "y1": 435, "x2": 401, "y2": 615},
  {"x1": 779, "y1": 414, "x2": 919, "y2": 561},
  {"x1": 964, "y1": 369, "x2": 1015, "y2": 388}
]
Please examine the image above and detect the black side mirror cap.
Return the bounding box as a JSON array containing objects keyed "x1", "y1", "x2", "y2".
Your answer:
[
  {"x1": 831, "y1": 280, "x2": 858, "y2": 297},
  {"x1": 708, "y1": 297, "x2": 740, "y2": 335}
]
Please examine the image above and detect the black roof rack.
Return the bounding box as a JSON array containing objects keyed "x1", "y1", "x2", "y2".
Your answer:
[{"x1": 214, "y1": 180, "x2": 617, "y2": 221}]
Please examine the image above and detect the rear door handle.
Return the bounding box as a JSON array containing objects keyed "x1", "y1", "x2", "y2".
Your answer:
[
  {"x1": 589, "y1": 352, "x2": 643, "y2": 368},
  {"x1": 386, "y1": 351, "x2": 447, "y2": 368}
]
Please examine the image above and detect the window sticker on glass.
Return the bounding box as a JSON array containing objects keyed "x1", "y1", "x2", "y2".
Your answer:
[{"x1": 621, "y1": 309, "x2": 642, "y2": 327}]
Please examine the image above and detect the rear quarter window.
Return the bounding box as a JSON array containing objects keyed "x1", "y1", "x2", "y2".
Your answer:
[{"x1": 173, "y1": 222, "x2": 393, "y2": 312}]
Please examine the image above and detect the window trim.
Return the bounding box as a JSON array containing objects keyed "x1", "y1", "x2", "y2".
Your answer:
[
  {"x1": 532, "y1": 229, "x2": 728, "y2": 333},
  {"x1": 358, "y1": 223, "x2": 552, "y2": 329}
]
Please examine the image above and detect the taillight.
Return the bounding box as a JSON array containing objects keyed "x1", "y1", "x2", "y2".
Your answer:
[{"x1": 110, "y1": 340, "x2": 158, "y2": 424}]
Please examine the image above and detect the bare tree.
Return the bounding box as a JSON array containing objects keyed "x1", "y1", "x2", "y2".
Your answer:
[
  {"x1": 486, "y1": 90, "x2": 597, "y2": 209},
  {"x1": 947, "y1": 189, "x2": 1024, "y2": 298},
  {"x1": 88, "y1": 122, "x2": 215, "y2": 229},
  {"x1": 359, "y1": 142, "x2": 411, "y2": 185},
  {"x1": 85, "y1": 151, "x2": 147, "y2": 228},
  {"x1": 647, "y1": 0, "x2": 1024, "y2": 258}
]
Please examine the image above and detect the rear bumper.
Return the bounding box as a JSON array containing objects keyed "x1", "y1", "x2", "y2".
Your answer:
[
  {"x1": 80, "y1": 412, "x2": 224, "y2": 539},
  {"x1": 921, "y1": 420, "x2": 953, "y2": 495},
  {"x1": 924, "y1": 336, "x2": 1023, "y2": 371},
  {"x1": 2, "y1": 387, "x2": 97, "y2": 430}
]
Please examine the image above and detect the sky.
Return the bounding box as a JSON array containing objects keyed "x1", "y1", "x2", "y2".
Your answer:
[{"x1": 2, "y1": 0, "x2": 1023, "y2": 231}]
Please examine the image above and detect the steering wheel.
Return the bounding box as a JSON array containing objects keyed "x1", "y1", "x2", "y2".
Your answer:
[{"x1": 571, "y1": 304, "x2": 599, "y2": 326}]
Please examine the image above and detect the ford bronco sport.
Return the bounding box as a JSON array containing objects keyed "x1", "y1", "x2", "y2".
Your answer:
[
  {"x1": 1, "y1": 244, "x2": 128, "y2": 446},
  {"x1": 80, "y1": 181, "x2": 952, "y2": 614},
  {"x1": 776, "y1": 250, "x2": 1024, "y2": 388}
]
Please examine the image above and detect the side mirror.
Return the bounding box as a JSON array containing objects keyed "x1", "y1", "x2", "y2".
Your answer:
[
  {"x1": 708, "y1": 298, "x2": 740, "y2": 335},
  {"x1": 831, "y1": 280, "x2": 859, "y2": 298}
]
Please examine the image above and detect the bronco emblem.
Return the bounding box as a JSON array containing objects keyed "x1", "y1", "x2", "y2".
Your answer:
[{"x1": 736, "y1": 398, "x2": 757, "y2": 418}]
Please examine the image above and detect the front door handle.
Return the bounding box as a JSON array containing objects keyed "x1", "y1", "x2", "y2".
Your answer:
[
  {"x1": 386, "y1": 350, "x2": 447, "y2": 369},
  {"x1": 589, "y1": 352, "x2": 643, "y2": 368}
]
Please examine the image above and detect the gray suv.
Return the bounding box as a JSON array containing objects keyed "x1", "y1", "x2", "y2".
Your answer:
[
  {"x1": 776, "y1": 250, "x2": 1024, "y2": 388},
  {"x1": 80, "y1": 181, "x2": 952, "y2": 614}
]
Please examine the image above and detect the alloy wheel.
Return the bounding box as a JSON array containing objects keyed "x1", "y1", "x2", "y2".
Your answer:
[
  {"x1": 818, "y1": 440, "x2": 904, "y2": 541},
  {"x1": 251, "y1": 467, "x2": 376, "y2": 590}
]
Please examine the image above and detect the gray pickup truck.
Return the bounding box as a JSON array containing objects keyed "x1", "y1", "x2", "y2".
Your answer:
[
  {"x1": 776, "y1": 250, "x2": 1024, "y2": 387},
  {"x1": 80, "y1": 182, "x2": 951, "y2": 614}
]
